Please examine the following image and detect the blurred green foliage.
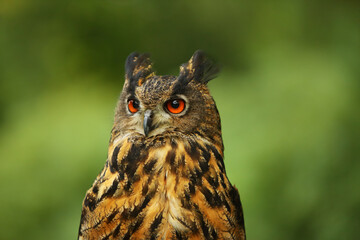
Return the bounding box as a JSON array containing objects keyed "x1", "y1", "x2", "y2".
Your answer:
[{"x1": 0, "y1": 0, "x2": 359, "y2": 239}]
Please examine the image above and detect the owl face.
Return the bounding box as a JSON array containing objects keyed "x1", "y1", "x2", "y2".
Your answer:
[{"x1": 113, "y1": 51, "x2": 221, "y2": 143}]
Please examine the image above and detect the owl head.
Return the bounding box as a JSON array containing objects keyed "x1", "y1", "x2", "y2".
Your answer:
[{"x1": 113, "y1": 50, "x2": 222, "y2": 146}]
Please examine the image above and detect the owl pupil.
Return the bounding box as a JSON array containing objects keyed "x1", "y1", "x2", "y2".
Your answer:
[
  {"x1": 171, "y1": 100, "x2": 180, "y2": 109},
  {"x1": 132, "y1": 100, "x2": 139, "y2": 109}
]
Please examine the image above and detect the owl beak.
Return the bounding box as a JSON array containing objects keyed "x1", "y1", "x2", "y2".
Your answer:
[{"x1": 143, "y1": 110, "x2": 153, "y2": 137}]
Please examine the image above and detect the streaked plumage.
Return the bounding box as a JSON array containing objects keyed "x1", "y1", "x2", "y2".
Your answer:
[{"x1": 78, "y1": 50, "x2": 246, "y2": 240}]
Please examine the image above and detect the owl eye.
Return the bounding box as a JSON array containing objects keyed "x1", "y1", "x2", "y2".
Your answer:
[
  {"x1": 128, "y1": 99, "x2": 140, "y2": 113},
  {"x1": 165, "y1": 99, "x2": 186, "y2": 114}
]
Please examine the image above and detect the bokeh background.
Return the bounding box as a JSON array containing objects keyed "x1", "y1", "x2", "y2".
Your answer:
[{"x1": 0, "y1": 0, "x2": 359, "y2": 239}]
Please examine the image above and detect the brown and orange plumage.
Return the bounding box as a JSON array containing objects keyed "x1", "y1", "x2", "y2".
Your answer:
[{"x1": 78, "y1": 51, "x2": 246, "y2": 240}]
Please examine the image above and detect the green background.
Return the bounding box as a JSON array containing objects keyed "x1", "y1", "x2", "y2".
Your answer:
[{"x1": 0, "y1": 0, "x2": 359, "y2": 239}]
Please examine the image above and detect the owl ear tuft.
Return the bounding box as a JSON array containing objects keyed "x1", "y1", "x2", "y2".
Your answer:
[
  {"x1": 178, "y1": 50, "x2": 219, "y2": 86},
  {"x1": 125, "y1": 52, "x2": 155, "y2": 92}
]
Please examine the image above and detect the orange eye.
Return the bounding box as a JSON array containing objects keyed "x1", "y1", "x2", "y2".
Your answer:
[
  {"x1": 128, "y1": 99, "x2": 139, "y2": 113},
  {"x1": 166, "y1": 99, "x2": 185, "y2": 114}
]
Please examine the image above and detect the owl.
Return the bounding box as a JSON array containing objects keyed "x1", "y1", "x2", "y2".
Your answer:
[{"x1": 78, "y1": 50, "x2": 246, "y2": 240}]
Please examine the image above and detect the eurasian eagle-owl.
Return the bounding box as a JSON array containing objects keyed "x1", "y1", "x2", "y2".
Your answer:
[{"x1": 78, "y1": 50, "x2": 246, "y2": 240}]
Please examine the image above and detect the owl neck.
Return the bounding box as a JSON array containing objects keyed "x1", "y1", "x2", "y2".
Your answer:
[{"x1": 107, "y1": 132, "x2": 226, "y2": 179}]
